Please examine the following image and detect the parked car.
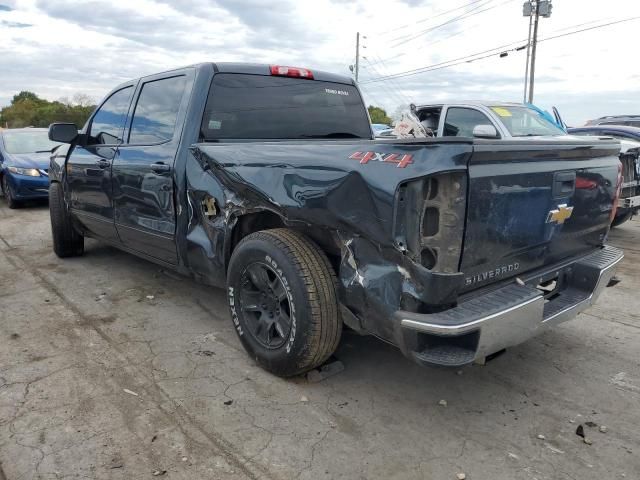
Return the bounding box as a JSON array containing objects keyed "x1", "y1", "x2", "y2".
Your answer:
[
  {"x1": 585, "y1": 115, "x2": 640, "y2": 127},
  {"x1": 371, "y1": 123, "x2": 391, "y2": 134},
  {"x1": 48, "y1": 63, "x2": 623, "y2": 377},
  {"x1": 0, "y1": 128, "x2": 59, "y2": 208},
  {"x1": 411, "y1": 101, "x2": 568, "y2": 139},
  {"x1": 568, "y1": 126, "x2": 640, "y2": 227},
  {"x1": 567, "y1": 125, "x2": 640, "y2": 143}
]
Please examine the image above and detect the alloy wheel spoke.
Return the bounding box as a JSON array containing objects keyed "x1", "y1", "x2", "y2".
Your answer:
[
  {"x1": 240, "y1": 290, "x2": 263, "y2": 312},
  {"x1": 247, "y1": 264, "x2": 270, "y2": 292},
  {"x1": 274, "y1": 310, "x2": 291, "y2": 339},
  {"x1": 271, "y1": 280, "x2": 287, "y2": 301}
]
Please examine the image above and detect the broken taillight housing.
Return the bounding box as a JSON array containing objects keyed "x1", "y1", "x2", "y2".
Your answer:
[
  {"x1": 270, "y1": 65, "x2": 314, "y2": 79},
  {"x1": 610, "y1": 162, "x2": 623, "y2": 223}
]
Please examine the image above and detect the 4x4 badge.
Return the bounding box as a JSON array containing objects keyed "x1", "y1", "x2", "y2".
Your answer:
[
  {"x1": 547, "y1": 204, "x2": 574, "y2": 224},
  {"x1": 349, "y1": 151, "x2": 413, "y2": 168}
]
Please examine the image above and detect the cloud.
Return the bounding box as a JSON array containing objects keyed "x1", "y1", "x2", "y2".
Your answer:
[
  {"x1": 0, "y1": 0, "x2": 638, "y2": 127},
  {"x1": 1, "y1": 19, "x2": 29, "y2": 27}
]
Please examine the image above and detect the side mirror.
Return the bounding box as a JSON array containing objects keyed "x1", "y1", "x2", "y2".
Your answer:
[
  {"x1": 472, "y1": 124, "x2": 499, "y2": 139},
  {"x1": 49, "y1": 123, "x2": 79, "y2": 144}
]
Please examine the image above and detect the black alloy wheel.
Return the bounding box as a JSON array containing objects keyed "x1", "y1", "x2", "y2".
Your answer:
[{"x1": 239, "y1": 262, "x2": 293, "y2": 349}]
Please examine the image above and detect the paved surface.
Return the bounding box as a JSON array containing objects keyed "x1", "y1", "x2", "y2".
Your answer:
[{"x1": 0, "y1": 201, "x2": 639, "y2": 480}]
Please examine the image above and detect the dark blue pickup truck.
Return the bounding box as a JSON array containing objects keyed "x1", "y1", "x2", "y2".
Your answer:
[{"x1": 48, "y1": 63, "x2": 624, "y2": 377}]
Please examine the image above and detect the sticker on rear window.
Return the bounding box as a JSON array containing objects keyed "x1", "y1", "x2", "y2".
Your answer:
[
  {"x1": 491, "y1": 107, "x2": 512, "y2": 117},
  {"x1": 325, "y1": 88, "x2": 349, "y2": 96},
  {"x1": 208, "y1": 120, "x2": 222, "y2": 130}
]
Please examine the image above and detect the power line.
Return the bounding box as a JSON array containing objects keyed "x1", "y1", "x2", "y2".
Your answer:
[
  {"x1": 361, "y1": 16, "x2": 640, "y2": 84},
  {"x1": 361, "y1": 39, "x2": 526, "y2": 84},
  {"x1": 389, "y1": 0, "x2": 515, "y2": 47},
  {"x1": 538, "y1": 15, "x2": 640, "y2": 43},
  {"x1": 378, "y1": 0, "x2": 487, "y2": 36},
  {"x1": 361, "y1": 60, "x2": 408, "y2": 106}
]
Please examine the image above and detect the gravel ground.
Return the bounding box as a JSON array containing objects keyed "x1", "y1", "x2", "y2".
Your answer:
[{"x1": 1, "y1": 200, "x2": 639, "y2": 480}]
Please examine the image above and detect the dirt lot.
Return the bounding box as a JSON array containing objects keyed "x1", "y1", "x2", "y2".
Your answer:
[{"x1": 0, "y1": 201, "x2": 639, "y2": 480}]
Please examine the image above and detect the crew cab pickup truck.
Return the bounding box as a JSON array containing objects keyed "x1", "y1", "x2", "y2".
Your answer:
[{"x1": 48, "y1": 63, "x2": 624, "y2": 377}]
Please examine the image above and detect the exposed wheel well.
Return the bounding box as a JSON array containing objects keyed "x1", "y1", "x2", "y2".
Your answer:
[{"x1": 229, "y1": 210, "x2": 285, "y2": 258}]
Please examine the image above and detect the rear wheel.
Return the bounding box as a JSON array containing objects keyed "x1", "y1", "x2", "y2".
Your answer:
[
  {"x1": 227, "y1": 228, "x2": 342, "y2": 377},
  {"x1": 2, "y1": 175, "x2": 19, "y2": 209},
  {"x1": 49, "y1": 182, "x2": 84, "y2": 257}
]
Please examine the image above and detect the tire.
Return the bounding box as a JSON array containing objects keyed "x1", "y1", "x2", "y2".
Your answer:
[
  {"x1": 2, "y1": 175, "x2": 19, "y2": 209},
  {"x1": 49, "y1": 182, "x2": 84, "y2": 257},
  {"x1": 227, "y1": 228, "x2": 342, "y2": 377},
  {"x1": 611, "y1": 209, "x2": 633, "y2": 228}
]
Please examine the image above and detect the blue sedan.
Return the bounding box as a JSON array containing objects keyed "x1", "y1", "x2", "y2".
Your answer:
[{"x1": 0, "y1": 128, "x2": 60, "y2": 208}]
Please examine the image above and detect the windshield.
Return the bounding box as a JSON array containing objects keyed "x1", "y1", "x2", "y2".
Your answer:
[
  {"x1": 201, "y1": 74, "x2": 372, "y2": 140},
  {"x1": 2, "y1": 130, "x2": 61, "y2": 154},
  {"x1": 490, "y1": 106, "x2": 565, "y2": 137}
]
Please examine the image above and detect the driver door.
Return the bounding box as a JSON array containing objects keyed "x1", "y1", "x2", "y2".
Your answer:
[{"x1": 66, "y1": 85, "x2": 135, "y2": 241}]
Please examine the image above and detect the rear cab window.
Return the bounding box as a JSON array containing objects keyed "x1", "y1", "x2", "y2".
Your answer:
[{"x1": 200, "y1": 74, "x2": 371, "y2": 140}]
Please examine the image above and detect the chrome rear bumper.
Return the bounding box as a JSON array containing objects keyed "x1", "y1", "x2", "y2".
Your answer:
[{"x1": 394, "y1": 246, "x2": 623, "y2": 367}]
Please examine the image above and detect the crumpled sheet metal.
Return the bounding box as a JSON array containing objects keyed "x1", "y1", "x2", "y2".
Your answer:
[{"x1": 186, "y1": 141, "x2": 471, "y2": 333}]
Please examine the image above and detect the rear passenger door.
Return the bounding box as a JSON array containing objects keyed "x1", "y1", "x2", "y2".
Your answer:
[{"x1": 112, "y1": 70, "x2": 193, "y2": 264}]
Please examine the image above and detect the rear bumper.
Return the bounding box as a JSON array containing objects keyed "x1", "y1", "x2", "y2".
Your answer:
[
  {"x1": 619, "y1": 194, "x2": 640, "y2": 209},
  {"x1": 393, "y1": 246, "x2": 623, "y2": 367}
]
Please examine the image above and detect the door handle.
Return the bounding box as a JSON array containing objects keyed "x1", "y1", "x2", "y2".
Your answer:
[
  {"x1": 95, "y1": 159, "x2": 110, "y2": 169},
  {"x1": 151, "y1": 162, "x2": 171, "y2": 174}
]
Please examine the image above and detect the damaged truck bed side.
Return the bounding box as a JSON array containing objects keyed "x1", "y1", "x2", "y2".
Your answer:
[{"x1": 48, "y1": 63, "x2": 624, "y2": 377}]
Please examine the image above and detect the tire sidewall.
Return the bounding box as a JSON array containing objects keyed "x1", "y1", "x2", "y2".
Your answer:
[
  {"x1": 3, "y1": 175, "x2": 16, "y2": 207},
  {"x1": 227, "y1": 236, "x2": 315, "y2": 375}
]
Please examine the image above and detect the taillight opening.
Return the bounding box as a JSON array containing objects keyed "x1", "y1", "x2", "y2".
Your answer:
[
  {"x1": 610, "y1": 162, "x2": 623, "y2": 222},
  {"x1": 270, "y1": 65, "x2": 314, "y2": 80}
]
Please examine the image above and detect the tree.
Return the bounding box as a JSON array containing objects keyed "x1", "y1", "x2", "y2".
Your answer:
[
  {"x1": 367, "y1": 105, "x2": 392, "y2": 125},
  {"x1": 0, "y1": 91, "x2": 96, "y2": 129}
]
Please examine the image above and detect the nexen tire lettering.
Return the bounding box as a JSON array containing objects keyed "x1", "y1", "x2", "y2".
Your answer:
[{"x1": 228, "y1": 287, "x2": 244, "y2": 336}]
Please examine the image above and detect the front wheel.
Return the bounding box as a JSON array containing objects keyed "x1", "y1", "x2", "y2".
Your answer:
[
  {"x1": 227, "y1": 229, "x2": 342, "y2": 377},
  {"x1": 2, "y1": 175, "x2": 19, "y2": 209},
  {"x1": 49, "y1": 182, "x2": 84, "y2": 257}
]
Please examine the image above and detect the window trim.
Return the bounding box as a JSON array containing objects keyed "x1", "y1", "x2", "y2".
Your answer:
[
  {"x1": 124, "y1": 73, "x2": 188, "y2": 147},
  {"x1": 86, "y1": 85, "x2": 135, "y2": 147}
]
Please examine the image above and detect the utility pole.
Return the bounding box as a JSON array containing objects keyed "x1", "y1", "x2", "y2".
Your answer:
[
  {"x1": 523, "y1": 12, "x2": 533, "y2": 102},
  {"x1": 522, "y1": 1, "x2": 552, "y2": 103},
  {"x1": 527, "y1": 4, "x2": 540, "y2": 103},
  {"x1": 355, "y1": 32, "x2": 360, "y2": 82}
]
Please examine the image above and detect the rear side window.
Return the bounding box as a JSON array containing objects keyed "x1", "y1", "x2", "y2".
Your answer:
[
  {"x1": 200, "y1": 73, "x2": 371, "y2": 140},
  {"x1": 90, "y1": 87, "x2": 133, "y2": 145},
  {"x1": 129, "y1": 76, "x2": 187, "y2": 144}
]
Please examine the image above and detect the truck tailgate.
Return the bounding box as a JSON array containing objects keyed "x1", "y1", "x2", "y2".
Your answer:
[{"x1": 460, "y1": 139, "x2": 621, "y2": 291}]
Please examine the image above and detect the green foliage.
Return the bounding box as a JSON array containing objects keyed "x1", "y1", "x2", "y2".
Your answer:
[
  {"x1": 367, "y1": 105, "x2": 392, "y2": 125},
  {"x1": 0, "y1": 91, "x2": 95, "y2": 129}
]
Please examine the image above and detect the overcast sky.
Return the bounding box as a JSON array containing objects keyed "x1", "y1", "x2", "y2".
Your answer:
[{"x1": 0, "y1": 0, "x2": 637, "y2": 125}]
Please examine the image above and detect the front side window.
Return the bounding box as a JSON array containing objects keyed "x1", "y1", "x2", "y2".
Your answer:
[
  {"x1": 200, "y1": 74, "x2": 371, "y2": 140},
  {"x1": 443, "y1": 108, "x2": 493, "y2": 137},
  {"x1": 128, "y1": 76, "x2": 187, "y2": 144},
  {"x1": 490, "y1": 106, "x2": 565, "y2": 137},
  {"x1": 90, "y1": 87, "x2": 133, "y2": 145},
  {"x1": 2, "y1": 131, "x2": 60, "y2": 154}
]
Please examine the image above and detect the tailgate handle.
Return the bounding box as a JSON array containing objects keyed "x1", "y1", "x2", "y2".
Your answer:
[{"x1": 553, "y1": 171, "x2": 576, "y2": 197}]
